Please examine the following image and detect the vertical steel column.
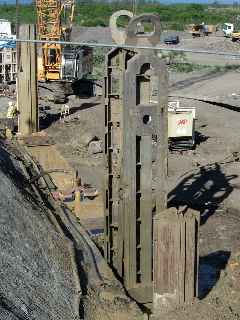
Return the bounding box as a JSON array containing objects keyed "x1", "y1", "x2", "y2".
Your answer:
[{"x1": 121, "y1": 54, "x2": 168, "y2": 303}]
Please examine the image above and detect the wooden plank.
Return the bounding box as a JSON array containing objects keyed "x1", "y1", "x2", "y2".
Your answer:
[
  {"x1": 153, "y1": 208, "x2": 200, "y2": 316},
  {"x1": 29, "y1": 25, "x2": 38, "y2": 132},
  {"x1": 185, "y1": 215, "x2": 195, "y2": 302},
  {"x1": 153, "y1": 210, "x2": 179, "y2": 313},
  {"x1": 174, "y1": 214, "x2": 181, "y2": 305},
  {"x1": 18, "y1": 24, "x2": 38, "y2": 136},
  {"x1": 178, "y1": 213, "x2": 185, "y2": 305},
  {"x1": 194, "y1": 211, "x2": 200, "y2": 300}
]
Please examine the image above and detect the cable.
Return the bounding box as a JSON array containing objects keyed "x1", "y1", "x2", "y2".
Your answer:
[{"x1": 6, "y1": 37, "x2": 240, "y2": 59}]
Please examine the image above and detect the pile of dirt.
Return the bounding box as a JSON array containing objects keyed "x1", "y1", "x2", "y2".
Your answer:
[
  {"x1": 45, "y1": 96, "x2": 104, "y2": 189},
  {"x1": 0, "y1": 140, "x2": 144, "y2": 320},
  {"x1": 71, "y1": 26, "x2": 113, "y2": 44},
  {"x1": 180, "y1": 36, "x2": 239, "y2": 52},
  {"x1": 0, "y1": 142, "x2": 80, "y2": 320},
  {"x1": 203, "y1": 38, "x2": 240, "y2": 53}
]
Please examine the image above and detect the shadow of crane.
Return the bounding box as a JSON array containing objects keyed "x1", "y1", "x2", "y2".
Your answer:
[{"x1": 168, "y1": 163, "x2": 237, "y2": 225}]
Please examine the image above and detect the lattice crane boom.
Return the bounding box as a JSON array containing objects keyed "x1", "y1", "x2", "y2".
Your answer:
[{"x1": 36, "y1": 0, "x2": 75, "y2": 80}]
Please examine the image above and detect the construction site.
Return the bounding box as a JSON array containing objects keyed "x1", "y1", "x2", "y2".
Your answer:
[{"x1": 1, "y1": 0, "x2": 240, "y2": 319}]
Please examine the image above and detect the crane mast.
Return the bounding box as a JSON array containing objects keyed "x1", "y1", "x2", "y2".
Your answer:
[{"x1": 36, "y1": 0, "x2": 75, "y2": 81}]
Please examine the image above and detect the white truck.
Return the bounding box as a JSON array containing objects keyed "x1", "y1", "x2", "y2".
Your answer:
[{"x1": 222, "y1": 23, "x2": 234, "y2": 37}]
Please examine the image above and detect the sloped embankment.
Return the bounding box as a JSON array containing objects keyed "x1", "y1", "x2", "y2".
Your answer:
[{"x1": 0, "y1": 140, "x2": 143, "y2": 320}]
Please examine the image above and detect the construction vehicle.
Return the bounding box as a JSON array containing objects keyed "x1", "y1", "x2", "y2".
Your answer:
[
  {"x1": 164, "y1": 35, "x2": 180, "y2": 45},
  {"x1": 222, "y1": 16, "x2": 240, "y2": 41},
  {"x1": 186, "y1": 23, "x2": 217, "y2": 37},
  {"x1": 222, "y1": 23, "x2": 234, "y2": 37},
  {"x1": 231, "y1": 31, "x2": 240, "y2": 42},
  {"x1": 222, "y1": 23, "x2": 240, "y2": 41},
  {"x1": 36, "y1": 0, "x2": 92, "y2": 81}
]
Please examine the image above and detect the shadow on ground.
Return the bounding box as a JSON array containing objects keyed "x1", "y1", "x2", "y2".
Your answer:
[
  {"x1": 195, "y1": 131, "x2": 209, "y2": 146},
  {"x1": 198, "y1": 250, "x2": 230, "y2": 299},
  {"x1": 168, "y1": 163, "x2": 237, "y2": 225},
  {"x1": 39, "y1": 102, "x2": 99, "y2": 130}
]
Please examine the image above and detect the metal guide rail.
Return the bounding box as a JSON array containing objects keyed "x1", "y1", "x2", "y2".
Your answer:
[{"x1": 104, "y1": 47, "x2": 136, "y2": 272}]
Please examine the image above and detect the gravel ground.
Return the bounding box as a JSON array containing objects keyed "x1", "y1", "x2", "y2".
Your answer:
[{"x1": 71, "y1": 26, "x2": 240, "y2": 67}]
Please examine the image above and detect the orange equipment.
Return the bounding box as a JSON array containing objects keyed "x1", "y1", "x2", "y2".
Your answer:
[{"x1": 36, "y1": 0, "x2": 92, "y2": 82}]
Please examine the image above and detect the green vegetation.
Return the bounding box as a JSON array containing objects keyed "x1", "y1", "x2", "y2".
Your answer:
[
  {"x1": 0, "y1": 4, "x2": 36, "y2": 24},
  {"x1": 170, "y1": 62, "x2": 209, "y2": 73},
  {"x1": 159, "y1": 51, "x2": 240, "y2": 73},
  {"x1": 3, "y1": 1, "x2": 240, "y2": 31},
  {"x1": 169, "y1": 62, "x2": 240, "y2": 73},
  {"x1": 92, "y1": 47, "x2": 108, "y2": 79},
  {"x1": 91, "y1": 45, "x2": 240, "y2": 79},
  {"x1": 75, "y1": 2, "x2": 240, "y2": 30}
]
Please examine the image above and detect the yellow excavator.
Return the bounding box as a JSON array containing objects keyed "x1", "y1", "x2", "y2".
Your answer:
[{"x1": 36, "y1": 0, "x2": 92, "y2": 81}]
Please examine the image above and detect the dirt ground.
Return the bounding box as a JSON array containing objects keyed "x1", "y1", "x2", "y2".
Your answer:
[{"x1": 72, "y1": 26, "x2": 240, "y2": 66}]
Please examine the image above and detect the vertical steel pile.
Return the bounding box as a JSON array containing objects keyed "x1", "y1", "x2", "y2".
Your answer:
[{"x1": 121, "y1": 53, "x2": 168, "y2": 303}]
